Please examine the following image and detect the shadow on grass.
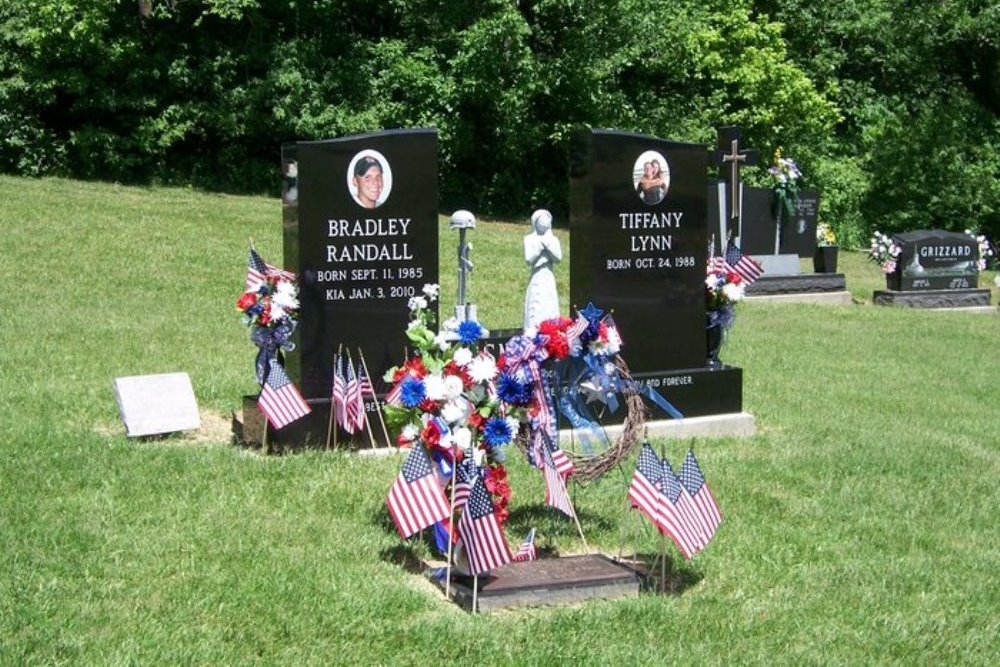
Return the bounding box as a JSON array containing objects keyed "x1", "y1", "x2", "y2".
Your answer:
[
  {"x1": 619, "y1": 552, "x2": 703, "y2": 596},
  {"x1": 379, "y1": 542, "x2": 427, "y2": 575}
]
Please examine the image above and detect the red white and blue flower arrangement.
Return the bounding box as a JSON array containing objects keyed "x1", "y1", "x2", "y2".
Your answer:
[
  {"x1": 383, "y1": 287, "x2": 678, "y2": 574},
  {"x1": 236, "y1": 246, "x2": 310, "y2": 431}
]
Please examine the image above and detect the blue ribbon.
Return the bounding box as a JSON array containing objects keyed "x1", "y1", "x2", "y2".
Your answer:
[{"x1": 251, "y1": 320, "x2": 296, "y2": 384}]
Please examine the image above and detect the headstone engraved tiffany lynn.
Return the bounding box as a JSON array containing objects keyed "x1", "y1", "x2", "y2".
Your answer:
[
  {"x1": 569, "y1": 129, "x2": 742, "y2": 418},
  {"x1": 875, "y1": 229, "x2": 991, "y2": 307},
  {"x1": 275, "y1": 129, "x2": 439, "y2": 444}
]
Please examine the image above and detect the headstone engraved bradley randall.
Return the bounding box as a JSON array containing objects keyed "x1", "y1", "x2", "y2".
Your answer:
[
  {"x1": 276, "y1": 129, "x2": 440, "y2": 445},
  {"x1": 569, "y1": 128, "x2": 744, "y2": 420}
]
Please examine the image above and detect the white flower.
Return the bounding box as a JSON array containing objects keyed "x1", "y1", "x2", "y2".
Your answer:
[
  {"x1": 401, "y1": 423, "x2": 420, "y2": 442},
  {"x1": 467, "y1": 355, "x2": 498, "y2": 383},
  {"x1": 440, "y1": 397, "x2": 472, "y2": 425},
  {"x1": 272, "y1": 281, "x2": 299, "y2": 310},
  {"x1": 605, "y1": 326, "x2": 622, "y2": 354},
  {"x1": 269, "y1": 302, "x2": 287, "y2": 321},
  {"x1": 443, "y1": 374, "x2": 465, "y2": 399},
  {"x1": 505, "y1": 416, "x2": 521, "y2": 439},
  {"x1": 423, "y1": 373, "x2": 447, "y2": 401},
  {"x1": 452, "y1": 426, "x2": 472, "y2": 453},
  {"x1": 722, "y1": 282, "x2": 745, "y2": 302},
  {"x1": 442, "y1": 316, "x2": 460, "y2": 332},
  {"x1": 408, "y1": 296, "x2": 428, "y2": 312},
  {"x1": 407, "y1": 319, "x2": 423, "y2": 331},
  {"x1": 471, "y1": 442, "x2": 486, "y2": 466},
  {"x1": 452, "y1": 348, "x2": 473, "y2": 367},
  {"x1": 422, "y1": 283, "x2": 440, "y2": 300}
]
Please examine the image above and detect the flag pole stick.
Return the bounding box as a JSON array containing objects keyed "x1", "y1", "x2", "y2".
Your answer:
[
  {"x1": 444, "y1": 456, "x2": 458, "y2": 600},
  {"x1": 660, "y1": 531, "x2": 668, "y2": 594},
  {"x1": 347, "y1": 348, "x2": 377, "y2": 450},
  {"x1": 261, "y1": 416, "x2": 270, "y2": 456},
  {"x1": 357, "y1": 347, "x2": 392, "y2": 449},
  {"x1": 326, "y1": 343, "x2": 343, "y2": 451},
  {"x1": 568, "y1": 488, "x2": 590, "y2": 553},
  {"x1": 472, "y1": 574, "x2": 479, "y2": 614}
]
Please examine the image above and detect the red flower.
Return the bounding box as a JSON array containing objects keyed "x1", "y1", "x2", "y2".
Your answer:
[
  {"x1": 727, "y1": 272, "x2": 742, "y2": 284},
  {"x1": 443, "y1": 361, "x2": 474, "y2": 388},
  {"x1": 404, "y1": 357, "x2": 429, "y2": 378},
  {"x1": 420, "y1": 423, "x2": 441, "y2": 448},
  {"x1": 236, "y1": 292, "x2": 257, "y2": 311},
  {"x1": 418, "y1": 398, "x2": 440, "y2": 414},
  {"x1": 467, "y1": 412, "x2": 485, "y2": 430}
]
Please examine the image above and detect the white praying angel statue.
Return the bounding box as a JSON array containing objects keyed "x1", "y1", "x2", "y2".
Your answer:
[{"x1": 523, "y1": 209, "x2": 562, "y2": 333}]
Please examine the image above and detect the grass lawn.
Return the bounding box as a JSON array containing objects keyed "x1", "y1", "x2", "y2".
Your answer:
[{"x1": 1, "y1": 176, "x2": 997, "y2": 665}]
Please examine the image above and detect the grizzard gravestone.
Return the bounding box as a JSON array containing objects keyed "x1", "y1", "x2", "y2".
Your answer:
[
  {"x1": 270, "y1": 129, "x2": 439, "y2": 445},
  {"x1": 569, "y1": 128, "x2": 743, "y2": 419},
  {"x1": 874, "y1": 229, "x2": 991, "y2": 308}
]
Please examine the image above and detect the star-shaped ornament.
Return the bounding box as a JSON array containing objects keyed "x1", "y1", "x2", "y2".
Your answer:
[{"x1": 578, "y1": 301, "x2": 604, "y2": 324}]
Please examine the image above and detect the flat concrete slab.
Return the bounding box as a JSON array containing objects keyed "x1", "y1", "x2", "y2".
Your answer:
[
  {"x1": 565, "y1": 412, "x2": 755, "y2": 442},
  {"x1": 429, "y1": 554, "x2": 641, "y2": 612},
  {"x1": 746, "y1": 291, "x2": 852, "y2": 305},
  {"x1": 114, "y1": 372, "x2": 200, "y2": 437}
]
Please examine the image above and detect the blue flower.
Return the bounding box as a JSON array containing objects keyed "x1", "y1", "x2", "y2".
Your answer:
[
  {"x1": 483, "y1": 417, "x2": 513, "y2": 448},
  {"x1": 399, "y1": 376, "x2": 426, "y2": 408},
  {"x1": 497, "y1": 372, "x2": 533, "y2": 406},
  {"x1": 457, "y1": 319, "x2": 483, "y2": 345}
]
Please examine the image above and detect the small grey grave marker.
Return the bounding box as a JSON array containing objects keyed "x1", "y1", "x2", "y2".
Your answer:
[{"x1": 113, "y1": 372, "x2": 200, "y2": 437}]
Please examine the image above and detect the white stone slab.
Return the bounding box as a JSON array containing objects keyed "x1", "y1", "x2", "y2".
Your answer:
[
  {"x1": 746, "y1": 291, "x2": 853, "y2": 305},
  {"x1": 561, "y1": 411, "x2": 755, "y2": 442},
  {"x1": 753, "y1": 253, "x2": 801, "y2": 276},
  {"x1": 113, "y1": 372, "x2": 200, "y2": 437}
]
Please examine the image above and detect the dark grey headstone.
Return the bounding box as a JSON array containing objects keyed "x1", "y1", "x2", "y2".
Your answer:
[
  {"x1": 889, "y1": 229, "x2": 980, "y2": 291},
  {"x1": 282, "y1": 130, "x2": 439, "y2": 399},
  {"x1": 740, "y1": 187, "x2": 819, "y2": 258}
]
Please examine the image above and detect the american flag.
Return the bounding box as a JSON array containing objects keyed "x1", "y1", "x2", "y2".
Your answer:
[
  {"x1": 451, "y1": 458, "x2": 475, "y2": 508},
  {"x1": 662, "y1": 458, "x2": 709, "y2": 554},
  {"x1": 386, "y1": 443, "x2": 450, "y2": 538},
  {"x1": 627, "y1": 444, "x2": 697, "y2": 559},
  {"x1": 258, "y1": 358, "x2": 311, "y2": 429},
  {"x1": 457, "y1": 474, "x2": 512, "y2": 575},
  {"x1": 384, "y1": 380, "x2": 402, "y2": 407},
  {"x1": 725, "y1": 239, "x2": 763, "y2": 284},
  {"x1": 344, "y1": 356, "x2": 364, "y2": 434},
  {"x1": 678, "y1": 449, "x2": 722, "y2": 541},
  {"x1": 565, "y1": 314, "x2": 589, "y2": 351},
  {"x1": 330, "y1": 353, "x2": 348, "y2": 431},
  {"x1": 512, "y1": 528, "x2": 537, "y2": 562},
  {"x1": 246, "y1": 247, "x2": 295, "y2": 291},
  {"x1": 542, "y1": 444, "x2": 576, "y2": 518}
]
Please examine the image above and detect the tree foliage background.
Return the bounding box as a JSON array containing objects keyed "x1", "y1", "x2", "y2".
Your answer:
[{"x1": 1, "y1": 0, "x2": 997, "y2": 244}]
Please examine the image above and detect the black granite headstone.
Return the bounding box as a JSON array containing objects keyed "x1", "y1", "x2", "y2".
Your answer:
[
  {"x1": 888, "y1": 229, "x2": 980, "y2": 291},
  {"x1": 569, "y1": 129, "x2": 741, "y2": 417},
  {"x1": 739, "y1": 187, "x2": 819, "y2": 258},
  {"x1": 282, "y1": 130, "x2": 439, "y2": 400}
]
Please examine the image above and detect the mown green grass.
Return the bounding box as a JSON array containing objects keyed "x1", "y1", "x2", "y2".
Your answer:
[{"x1": 1, "y1": 176, "x2": 998, "y2": 665}]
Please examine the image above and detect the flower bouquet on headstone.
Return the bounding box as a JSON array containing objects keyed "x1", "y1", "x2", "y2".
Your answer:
[
  {"x1": 768, "y1": 146, "x2": 802, "y2": 222},
  {"x1": 237, "y1": 247, "x2": 301, "y2": 384},
  {"x1": 965, "y1": 229, "x2": 994, "y2": 271},
  {"x1": 868, "y1": 231, "x2": 903, "y2": 274},
  {"x1": 705, "y1": 255, "x2": 746, "y2": 365}
]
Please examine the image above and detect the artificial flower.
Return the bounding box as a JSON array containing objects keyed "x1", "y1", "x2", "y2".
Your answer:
[{"x1": 457, "y1": 319, "x2": 483, "y2": 345}]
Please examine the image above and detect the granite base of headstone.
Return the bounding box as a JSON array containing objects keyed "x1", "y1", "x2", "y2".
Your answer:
[
  {"x1": 428, "y1": 554, "x2": 640, "y2": 612},
  {"x1": 872, "y1": 288, "x2": 992, "y2": 309},
  {"x1": 236, "y1": 395, "x2": 391, "y2": 450}
]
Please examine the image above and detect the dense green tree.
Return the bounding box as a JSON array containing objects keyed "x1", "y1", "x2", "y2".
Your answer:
[{"x1": 5, "y1": 0, "x2": 994, "y2": 245}]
